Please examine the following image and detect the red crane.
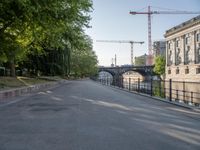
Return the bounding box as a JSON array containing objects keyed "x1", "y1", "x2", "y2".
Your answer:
[{"x1": 130, "y1": 6, "x2": 200, "y2": 65}]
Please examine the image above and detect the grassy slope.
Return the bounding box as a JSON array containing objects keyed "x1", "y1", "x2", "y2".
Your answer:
[{"x1": 0, "y1": 77, "x2": 55, "y2": 91}]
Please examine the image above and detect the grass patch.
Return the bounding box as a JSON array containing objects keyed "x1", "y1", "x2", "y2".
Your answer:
[{"x1": 0, "y1": 77, "x2": 54, "y2": 91}]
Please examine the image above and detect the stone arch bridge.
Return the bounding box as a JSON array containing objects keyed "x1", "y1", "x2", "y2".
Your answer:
[{"x1": 98, "y1": 65, "x2": 154, "y2": 86}]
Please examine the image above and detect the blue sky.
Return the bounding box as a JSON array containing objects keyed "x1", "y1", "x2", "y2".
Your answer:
[{"x1": 85, "y1": 0, "x2": 200, "y2": 66}]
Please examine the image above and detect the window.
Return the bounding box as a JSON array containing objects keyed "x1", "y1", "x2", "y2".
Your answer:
[
  {"x1": 175, "y1": 48, "x2": 181, "y2": 65},
  {"x1": 197, "y1": 46, "x2": 200, "y2": 64},
  {"x1": 176, "y1": 68, "x2": 179, "y2": 74},
  {"x1": 185, "y1": 46, "x2": 190, "y2": 64},
  {"x1": 197, "y1": 33, "x2": 200, "y2": 42},
  {"x1": 168, "y1": 50, "x2": 172, "y2": 66},
  {"x1": 185, "y1": 68, "x2": 189, "y2": 74},
  {"x1": 168, "y1": 43, "x2": 171, "y2": 49},
  {"x1": 176, "y1": 40, "x2": 180, "y2": 47},
  {"x1": 185, "y1": 37, "x2": 190, "y2": 45},
  {"x1": 168, "y1": 69, "x2": 171, "y2": 74},
  {"x1": 196, "y1": 68, "x2": 200, "y2": 74}
]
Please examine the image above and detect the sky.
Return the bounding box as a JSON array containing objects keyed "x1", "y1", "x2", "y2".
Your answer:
[{"x1": 85, "y1": 0, "x2": 200, "y2": 66}]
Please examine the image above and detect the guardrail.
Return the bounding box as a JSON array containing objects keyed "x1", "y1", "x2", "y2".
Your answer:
[{"x1": 93, "y1": 77, "x2": 200, "y2": 107}]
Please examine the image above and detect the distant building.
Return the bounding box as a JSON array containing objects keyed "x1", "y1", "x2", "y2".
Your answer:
[
  {"x1": 152, "y1": 40, "x2": 166, "y2": 57},
  {"x1": 164, "y1": 15, "x2": 200, "y2": 82},
  {"x1": 123, "y1": 71, "x2": 144, "y2": 81},
  {"x1": 135, "y1": 54, "x2": 147, "y2": 66}
]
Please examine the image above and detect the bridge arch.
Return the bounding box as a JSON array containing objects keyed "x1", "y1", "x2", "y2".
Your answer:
[
  {"x1": 98, "y1": 65, "x2": 154, "y2": 86},
  {"x1": 98, "y1": 69, "x2": 115, "y2": 77},
  {"x1": 98, "y1": 70, "x2": 114, "y2": 85},
  {"x1": 120, "y1": 67, "x2": 152, "y2": 75},
  {"x1": 121, "y1": 70, "x2": 144, "y2": 80}
]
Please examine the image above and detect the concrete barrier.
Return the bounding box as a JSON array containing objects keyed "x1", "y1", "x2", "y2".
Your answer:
[{"x1": 0, "y1": 80, "x2": 65, "y2": 102}]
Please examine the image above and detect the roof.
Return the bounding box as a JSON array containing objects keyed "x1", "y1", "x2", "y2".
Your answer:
[{"x1": 165, "y1": 15, "x2": 200, "y2": 37}]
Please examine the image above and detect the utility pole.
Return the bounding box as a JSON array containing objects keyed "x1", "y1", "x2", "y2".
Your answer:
[
  {"x1": 111, "y1": 58, "x2": 114, "y2": 67},
  {"x1": 115, "y1": 54, "x2": 117, "y2": 67}
]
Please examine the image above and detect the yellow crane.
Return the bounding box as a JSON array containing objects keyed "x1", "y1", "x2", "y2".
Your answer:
[{"x1": 96, "y1": 40, "x2": 144, "y2": 65}]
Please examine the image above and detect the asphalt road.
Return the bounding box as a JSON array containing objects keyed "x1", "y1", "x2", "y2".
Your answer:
[{"x1": 0, "y1": 79, "x2": 200, "y2": 150}]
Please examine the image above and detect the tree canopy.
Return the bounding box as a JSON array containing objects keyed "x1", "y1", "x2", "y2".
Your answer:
[
  {"x1": 0, "y1": 0, "x2": 97, "y2": 77},
  {"x1": 153, "y1": 55, "x2": 166, "y2": 76}
]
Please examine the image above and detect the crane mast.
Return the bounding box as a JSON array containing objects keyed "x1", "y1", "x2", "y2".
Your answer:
[
  {"x1": 96, "y1": 40, "x2": 144, "y2": 65},
  {"x1": 147, "y1": 6, "x2": 152, "y2": 65},
  {"x1": 130, "y1": 6, "x2": 200, "y2": 65}
]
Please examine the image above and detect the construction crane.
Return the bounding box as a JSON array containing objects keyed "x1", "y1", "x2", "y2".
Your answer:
[
  {"x1": 130, "y1": 6, "x2": 200, "y2": 65},
  {"x1": 96, "y1": 40, "x2": 144, "y2": 65}
]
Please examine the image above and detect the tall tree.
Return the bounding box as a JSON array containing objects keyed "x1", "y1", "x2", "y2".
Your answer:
[
  {"x1": 153, "y1": 55, "x2": 166, "y2": 78},
  {"x1": 0, "y1": 0, "x2": 95, "y2": 77},
  {"x1": 70, "y1": 35, "x2": 98, "y2": 77}
]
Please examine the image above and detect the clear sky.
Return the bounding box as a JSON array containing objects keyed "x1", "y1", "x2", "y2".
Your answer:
[{"x1": 85, "y1": 0, "x2": 200, "y2": 66}]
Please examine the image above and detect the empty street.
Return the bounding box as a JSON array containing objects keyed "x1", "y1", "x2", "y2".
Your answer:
[{"x1": 0, "y1": 80, "x2": 200, "y2": 150}]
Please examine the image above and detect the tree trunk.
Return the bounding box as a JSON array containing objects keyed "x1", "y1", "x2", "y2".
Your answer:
[
  {"x1": 67, "y1": 49, "x2": 71, "y2": 76},
  {"x1": 10, "y1": 59, "x2": 16, "y2": 77}
]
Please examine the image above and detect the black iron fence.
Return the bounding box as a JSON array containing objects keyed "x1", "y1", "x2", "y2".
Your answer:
[{"x1": 94, "y1": 77, "x2": 200, "y2": 107}]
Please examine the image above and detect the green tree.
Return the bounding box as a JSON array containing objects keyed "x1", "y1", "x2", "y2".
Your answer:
[
  {"x1": 153, "y1": 55, "x2": 166, "y2": 77},
  {"x1": 70, "y1": 35, "x2": 98, "y2": 77},
  {"x1": 0, "y1": 0, "x2": 94, "y2": 77}
]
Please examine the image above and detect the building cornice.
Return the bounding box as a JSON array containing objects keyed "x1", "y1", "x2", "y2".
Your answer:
[{"x1": 164, "y1": 15, "x2": 200, "y2": 38}]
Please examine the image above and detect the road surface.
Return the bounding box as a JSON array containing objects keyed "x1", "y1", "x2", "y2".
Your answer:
[{"x1": 0, "y1": 79, "x2": 200, "y2": 150}]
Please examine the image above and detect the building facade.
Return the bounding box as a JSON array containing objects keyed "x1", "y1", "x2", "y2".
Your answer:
[
  {"x1": 153, "y1": 40, "x2": 166, "y2": 57},
  {"x1": 135, "y1": 54, "x2": 147, "y2": 66},
  {"x1": 165, "y1": 15, "x2": 200, "y2": 82}
]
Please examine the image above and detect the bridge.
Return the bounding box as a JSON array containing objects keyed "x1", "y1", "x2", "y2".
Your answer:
[{"x1": 98, "y1": 65, "x2": 154, "y2": 86}]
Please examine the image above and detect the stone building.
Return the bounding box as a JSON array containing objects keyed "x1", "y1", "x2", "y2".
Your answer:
[{"x1": 165, "y1": 15, "x2": 200, "y2": 82}]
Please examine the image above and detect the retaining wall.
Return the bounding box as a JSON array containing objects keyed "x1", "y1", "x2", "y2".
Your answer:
[{"x1": 0, "y1": 81, "x2": 63, "y2": 103}]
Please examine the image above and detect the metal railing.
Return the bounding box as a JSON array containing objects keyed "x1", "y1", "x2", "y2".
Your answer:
[{"x1": 94, "y1": 77, "x2": 200, "y2": 107}]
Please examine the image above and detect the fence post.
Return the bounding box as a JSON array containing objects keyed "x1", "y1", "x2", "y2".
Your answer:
[
  {"x1": 183, "y1": 81, "x2": 185, "y2": 102},
  {"x1": 129, "y1": 78, "x2": 131, "y2": 91},
  {"x1": 138, "y1": 78, "x2": 140, "y2": 92},
  {"x1": 113, "y1": 77, "x2": 116, "y2": 86},
  {"x1": 176, "y1": 90, "x2": 178, "y2": 101},
  {"x1": 106, "y1": 77, "x2": 108, "y2": 85},
  {"x1": 144, "y1": 82, "x2": 146, "y2": 94},
  {"x1": 163, "y1": 80, "x2": 166, "y2": 98},
  {"x1": 150, "y1": 77, "x2": 153, "y2": 96},
  {"x1": 169, "y1": 79, "x2": 172, "y2": 101},
  {"x1": 191, "y1": 92, "x2": 193, "y2": 104},
  {"x1": 159, "y1": 80, "x2": 161, "y2": 97},
  {"x1": 121, "y1": 76, "x2": 124, "y2": 89}
]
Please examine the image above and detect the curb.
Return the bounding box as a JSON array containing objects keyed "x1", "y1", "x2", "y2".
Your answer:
[{"x1": 0, "y1": 80, "x2": 67, "y2": 103}]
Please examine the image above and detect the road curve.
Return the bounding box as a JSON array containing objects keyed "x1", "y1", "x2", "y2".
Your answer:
[{"x1": 0, "y1": 79, "x2": 200, "y2": 150}]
